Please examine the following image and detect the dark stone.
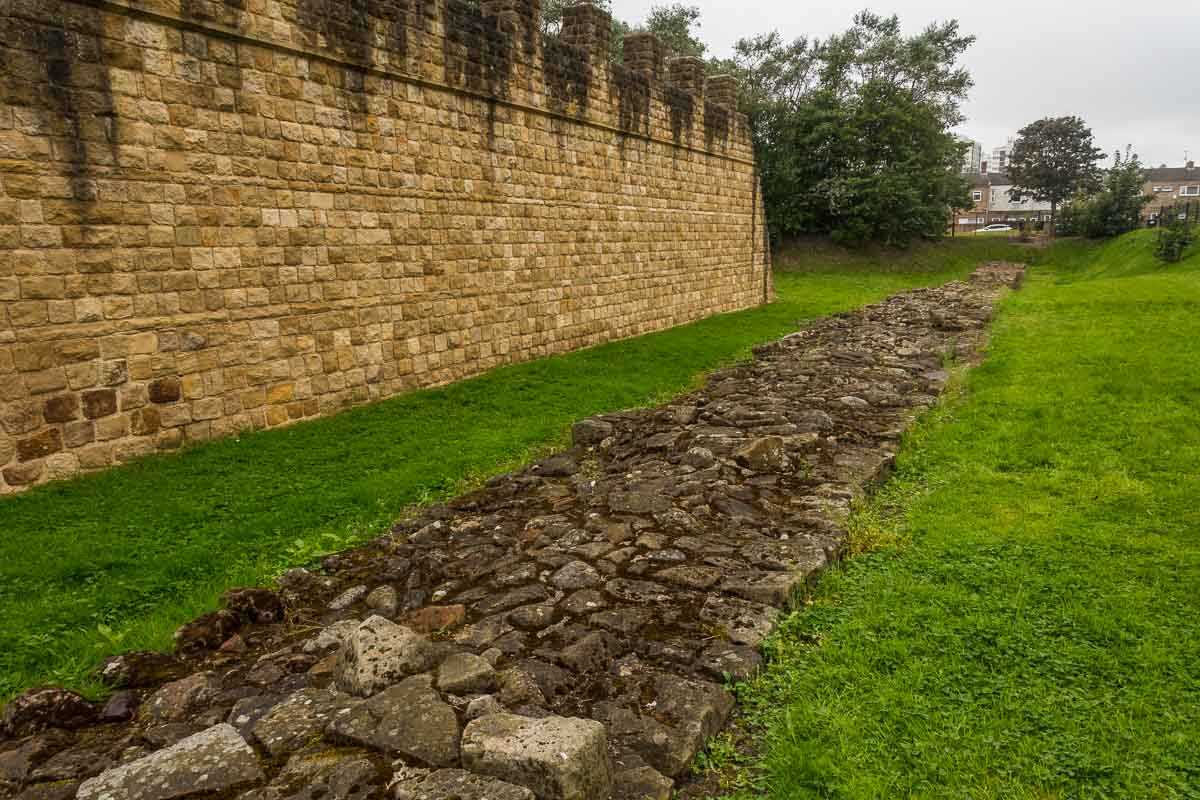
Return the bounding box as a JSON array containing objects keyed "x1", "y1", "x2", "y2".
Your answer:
[
  {"x1": 327, "y1": 676, "x2": 460, "y2": 767},
  {"x1": 174, "y1": 609, "x2": 241, "y2": 654},
  {"x1": 223, "y1": 587, "x2": 285, "y2": 624},
  {"x1": 98, "y1": 690, "x2": 138, "y2": 723},
  {"x1": 98, "y1": 651, "x2": 187, "y2": 689},
  {"x1": 148, "y1": 377, "x2": 182, "y2": 404},
  {"x1": 1, "y1": 689, "x2": 95, "y2": 738},
  {"x1": 42, "y1": 395, "x2": 79, "y2": 423},
  {"x1": 16, "y1": 429, "x2": 62, "y2": 462},
  {"x1": 80, "y1": 389, "x2": 117, "y2": 419}
]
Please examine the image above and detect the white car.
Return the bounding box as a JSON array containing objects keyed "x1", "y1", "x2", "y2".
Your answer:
[{"x1": 975, "y1": 224, "x2": 1014, "y2": 233}]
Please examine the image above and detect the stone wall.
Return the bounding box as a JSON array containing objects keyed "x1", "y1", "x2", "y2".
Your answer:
[{"x1": 0, "y1": 0, "x2": 770, "y2": 493}]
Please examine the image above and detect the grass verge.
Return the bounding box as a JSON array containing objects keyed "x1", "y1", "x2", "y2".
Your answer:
[
  {"x1": 0, "y1": 237, "x2": 1024, "y2": 703},
  {"x1": 717, "y1": 231, "x2": 1200, "y2": 798}
]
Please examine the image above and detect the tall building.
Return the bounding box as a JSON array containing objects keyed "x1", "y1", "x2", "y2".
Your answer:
[
  {"x1": 960, "y1": 138, "x2": 983, "y2": 173},
  {"x1": 989, "y1": 137, "x2": 1017, "y2": 173}
]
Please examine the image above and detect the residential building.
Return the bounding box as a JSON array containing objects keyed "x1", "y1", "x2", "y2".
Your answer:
[
  {"x1": 1142, "y1": 162, "x2": 1199, "y2": 221},
  {"x1": 952, "y1": 173, "x2": 1054, "y2": 232},
  {"x1": 989, "y1": 137, "x2": 1017, "y2": 174}
]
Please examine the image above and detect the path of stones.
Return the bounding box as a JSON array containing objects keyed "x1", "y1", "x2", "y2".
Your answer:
[{"x1": 1, "y1": 264, "x2": 1024, "y2": 800}]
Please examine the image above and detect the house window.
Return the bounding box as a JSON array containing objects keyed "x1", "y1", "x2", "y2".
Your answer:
[
  {"x1": 1154, "y1": 186, "x2": 1173, "y2": 193},
  {"x1": 972, "y1": 191, "x2": 983, "y2": 202},
  {"x1": 1182, "y1": 186, "x2": 1200, "y2": 196}
]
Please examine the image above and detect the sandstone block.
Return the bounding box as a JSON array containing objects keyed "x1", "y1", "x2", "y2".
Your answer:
[
  {"x1": 81, "y1": 389, "x2": 118, "y2": 419},
  {"x1": 461, "y1": 714, "x2": 612, "y2": 800},
  {"x1": 334, "y1": 615, "x2": 436, "y2": 697},
  {"x1": 76, "y1": 724, "x2": 263, "y2": 800}
]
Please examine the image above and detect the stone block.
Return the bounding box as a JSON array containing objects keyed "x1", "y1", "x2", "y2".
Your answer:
[
  {"x1": 82, "y1": 389, "x2": 119, "y2": 419},
  {"x1": 462, "y1": 713, "x2": 612, "y2": 800},
  {"x1": 17, "y1": 428, "x2": 62, "y2": 461}
]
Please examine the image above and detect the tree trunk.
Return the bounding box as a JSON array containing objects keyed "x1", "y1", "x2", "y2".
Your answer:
[{"x1": 1049, "y1": 200, "x2": 1057, "y2": 238}]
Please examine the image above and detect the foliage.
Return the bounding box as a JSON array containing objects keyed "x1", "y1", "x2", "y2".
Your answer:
[
  {"x1": 725, "y1": 232, "x2": 1200, "y2": 798},
  {"x1": 0, "y1": 239, "x2": 1025, "y2": 703},
  {"x1": 1155, "y1": 214, "x2": 1194, "y2": 263},
  {"x1": 1057, "y1": 147, "x2": 1152, "y2": 238},
  {"x1": 639, "y1": 3, "x2": 705, "y2": 57},
  {"x1": 1007, "y1": 116, "x2": 1105, "y2": 231},
  {"x1": 729, "y1": 13, "x2": 975, "y2": 246},
  {"x1": 539, "y1": 0, "x2": 628, "y2": 62}
]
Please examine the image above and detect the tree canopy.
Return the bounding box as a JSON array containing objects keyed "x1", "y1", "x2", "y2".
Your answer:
[
  {"x1": 1007, "y1": 116, "x2": 1105, "y2": 231},
  {"x1": 728, "y1": 13, "x2": 975, "y2": 245}
]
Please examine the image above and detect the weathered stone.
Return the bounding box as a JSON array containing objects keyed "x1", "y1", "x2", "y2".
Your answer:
[
  {"x1": 76, "y1": 724, "x2": 263, "y2": 800},
  {"x1": 365, "y1": 585, "x2": 399, "y2": 618},
  {"x1": 403, "y1": 605, "x2": 467, "y2": 634},
  {"x1": 141, "y1": 672, "x2": 220, "y2": 724},
  {"x1": 80, "y1": 389, "x2": 117, "y2": 420},
  {"x1": 697, "y1": 643, "x2": 764, "y2": 682},
  {"x1": 227, "y1": 694, "x2": 282, "y2": 739},
  {"x1": 327, "y1": 676, "x2": 460, "y2": 767},
  {"x1": 256, "y1": 749, "x2": 384, "y2": 800},
  {"x1": 174, "y1": 609, "x2": 241, "y2": 653},
  {"x1": 571, "y1": 418, "x2": 613, "y2": 447},
  {"x1": 98, "y1": 690, "x2": 139, "y2": 723},
  {"x1": 148, "y1": 377, "x2": 182, "y2": 404},
  {"x1": 654, "y1": 564, "x2": 722, "y2": 589},
  {"x1": 612, "y1": 765, "x2": 673, "y2": 800},
  {"x1": 98, "y1": 651, "x2": 187, "y2": 688},
  {"x1": 1, "y1": 688, "x2": 95, "y2": 738},
  {"x1": 0, "y1": 730, "x2": 74, "y2": 783},
  {"x1": 465, "y1": 694, "x2": 503, "y2": 721},
  {"x1": 334, "y1": 616, "x2": 436, "y2": 697},
  {"x1": 604, "y1": 578, "x2": 672, "y2": 604},
  {"x1": 461, "y1": 714, "x2": 612, "y2": 800},
  {"x1": 252, "y1": 688, "x2": 360, "y2": 758},
  {"x1": 329, "y1": 584, "x2": 369, "y2": 611},
  {"x1": 734, "y1": 436, "x2": 789, "y2": 472},
  {"x1": 549, "y1": 560, "x2": 602, "y2": 590},
  {"x1": 532, "y1": 453, "x2": 578, "y2": 477},
  {"x1": 224, "y1": 587, "x2": 285, "y2": 624},
  {"x1": 608, "y1": 490, "x2": 672, "y2": 515},
  {"x1": 437, "y1": 652, "x2": 496, "y2": 694},
  {"x1": 561, "y1": 589, "x2": 609, "y2": 615},
  {"x1": 302, "y1": 619, "x2": 360, "y2": 654},
  {"x1": 392, "y1": 768, "x2": 535, "y2": 800},
  {"x1": 559, "y1": 631, "x2": 621, "y2": 672},
  {"x1": 507, "y1": 602, "x2": 557, "y2": 630}
]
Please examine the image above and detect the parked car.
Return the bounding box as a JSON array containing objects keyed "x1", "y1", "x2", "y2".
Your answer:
[{"x1": 975, "y1": 224, "x2": 1013, "y2": 233}]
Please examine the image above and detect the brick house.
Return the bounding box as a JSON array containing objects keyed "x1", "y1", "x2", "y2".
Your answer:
[{"x1": 1143, "y1": 162, "x2": 1200, "y2": 222}]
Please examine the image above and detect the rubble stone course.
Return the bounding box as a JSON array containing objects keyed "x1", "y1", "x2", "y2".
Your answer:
[
  {"x1": 0, "y1": 0, "x2": 771, "y2": 494},
  {"x1": 0, "y1": 264, "x2": 1023, "y2": 799}
]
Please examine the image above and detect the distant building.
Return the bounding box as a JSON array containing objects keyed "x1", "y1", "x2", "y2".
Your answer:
[
  {"x1": 960, "y1": 138, "x2": 983, "y2": 174},
  {"x1": 989, "y1": 137, "x2": 1017, "y2": 174},
  {"x1": 1142, "y1": 162, "x2": 1199, "y2": 221},
  {"x1": 952, "y1": 173, "x2": 1054, "y2": 232}
]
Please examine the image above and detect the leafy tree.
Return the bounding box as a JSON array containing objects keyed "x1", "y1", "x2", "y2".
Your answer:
[
  {"x1": 641, "y1": 4, "x2": 705, "y2": 58},
  {"x1": 1007, "y1": 116, "x2": 1104, "y2": 235},
  {"x1": 1058, "y1": 147, "x2": 1150, "y2": 238},
  {"x1": 729, "y1": 13, "x2": 974, "y2": 245}
]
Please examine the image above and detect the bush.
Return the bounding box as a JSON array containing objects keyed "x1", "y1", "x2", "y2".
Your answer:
[
  {"x1": 1058, "y1": 148, "x2": 1150, "y2": 239},
  {"x1": 1156, "y1": 217, "x2": 1194, "y2": 263}
]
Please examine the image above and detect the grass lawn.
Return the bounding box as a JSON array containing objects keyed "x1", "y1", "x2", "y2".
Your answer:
[
  {"x1": 0, "y1": 237, "x2": 1026, "y2": 703},
  {"x1": 722, "y1": 230, "x2": 1200, "y2": 798}
]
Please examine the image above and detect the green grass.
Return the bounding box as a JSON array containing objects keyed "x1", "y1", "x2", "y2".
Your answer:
[
  {"x1": 724, "y1": 230, "x2": 1200, "y2": 799},
  {"x1": 0, "y1": 238, "x2": 1026, "y2": 703}
]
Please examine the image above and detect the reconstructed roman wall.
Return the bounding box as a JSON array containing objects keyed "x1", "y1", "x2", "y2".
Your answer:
[{"x1": 0, "y1": 0, "x2": 771, "y2": 493}]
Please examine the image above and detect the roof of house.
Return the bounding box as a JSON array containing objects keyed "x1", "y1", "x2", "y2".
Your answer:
[
  {"x1": 966, "y1": 173, "x2": 1011, "y2": 187},
  {"x1": 1144, "y1": 166, "x2": 1198, "y2": 183}
]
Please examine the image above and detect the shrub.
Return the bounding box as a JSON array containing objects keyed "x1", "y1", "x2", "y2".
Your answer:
[{"x1": 1155, "y1": 217, "x2": 1194, "y2": 263}]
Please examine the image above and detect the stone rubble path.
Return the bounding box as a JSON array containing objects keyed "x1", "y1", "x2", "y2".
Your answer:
[{"x1": 0, "y1": 263, "x2": 1024, "y2": 800}]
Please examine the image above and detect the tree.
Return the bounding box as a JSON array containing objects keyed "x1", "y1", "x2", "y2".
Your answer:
[
  {"x1": 729, "y1": 13, "x2": 974, "y2": 245},
  {"x1": 642, "y1": 4, "x2": 705, "y2": 58},
  {"x1": 1007, "y1": 116, "x2": 1104, "y2": 235},
  {"x1": 1058, "y1": 147, "x2": 1150, "y2": 238}
]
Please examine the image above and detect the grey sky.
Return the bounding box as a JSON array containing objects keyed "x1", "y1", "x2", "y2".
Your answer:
[{"x1": 610, "y1": 0, "x2": 1200, "y2": 168}]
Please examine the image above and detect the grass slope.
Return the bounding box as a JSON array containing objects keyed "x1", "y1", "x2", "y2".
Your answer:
[
  {"x1": 727, "y1": 231, "x2": 1200, "y2": 798},
  {"x1": 0, "y1": 238, "x2": 1025, "y2": 702}
]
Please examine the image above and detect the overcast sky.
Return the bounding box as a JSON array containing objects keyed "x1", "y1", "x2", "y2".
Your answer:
[{"x1": 610, "y1": 0, "x2": 1199, "y2": 168}]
